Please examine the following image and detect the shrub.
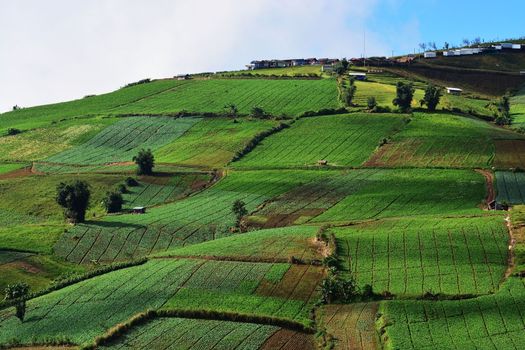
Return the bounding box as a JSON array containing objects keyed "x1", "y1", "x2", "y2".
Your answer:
[
  {"x1": 367, "y1": 96, "x2": 378, "y2": 111},
  {"x1": 420, "y1": 84, "x2": 442, "y2": 111},
  {"x1": 393, "y1": 82, "x2": 415, "y2": 112},
  {"x1": 7, "y1": 128, "x2": 21, "y2": 136},
  {"x1": 232, "y1": 199, "x2": 248, "y2": 228},
  {"x1": 320, "y1": 269, "x2": 358, "y2": 304},
  {"x1": 125, "y1": 177, "x2": 139, "y2": 186},
  {"x1": 56, "y1": 181, "x2": 91, "y2": 223},
  {"x1": 250, "y1": 106, "x2": 267, "y2": 119},
  {"x1": 116, "y1": 184, "x2": 128, "y2": 194},
  {"x1": 102, "y1": 192, "x2": 124, "y2": 213},
  {"x1": 4, "y1": 282, "x2": 29, "y2": 322}
]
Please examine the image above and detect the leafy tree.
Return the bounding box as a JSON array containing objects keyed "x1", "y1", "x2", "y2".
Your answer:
[
  {"x1": 341, "y1": 58, "x2": 349, "y2": 70},
  {"x1": 102, "y1": 191, "x2": 124, "y2": 213},
  {"x1": 224, "y1": 103, "x2": 238, "y2": 118},
  {"x1": 132, "y1": 149, "x2": 155, "y2": 175},
  {"x1": 420, "y1": 85, "x2": 442, "y2": 111},
  {"x1": 125, "y1": 177, "x2": 139, "y2": 187},
  {"x1": 232, "y1": 199, "x2": 248, "y2": 228},
  {"x1": 320, "y1": 268, "x2": 358, "y2": 304},
  {"x1": 443, "y1": 42, "x2": 450, "y2": 50},
  {"x1": 12, "y1": 105, "x2": 21, "y2": 111},
  {"x1": 462, "y1": 38, "x2": 470, "y2": 47},
  {"x1": 495, "y1": 95, "x2": 511, "y2": 125},
  {"x1": 367, "y1": 96, "x2": 377, "y2": 111},
  {"x1": 5, "y1": 282, "x2": 29, "y2": 322},
  {"x1": 419, "y1": 43, "x2": 427, "y2": 52},
  {"x1": 339, "y1": 78, "x2": 357, "y2": 107},
  {"x1": 56, "y1": 180, "x2": 91, "y2": 223},
  {"x1": 393, "y1": 82, "x2": 415, "y2": 112},
  {"x1": 333, "y1": 62, "x2": 346, "y2": 75},
  {"x1": 250, "y1": 106, "x2": 267, "y2": 119}
]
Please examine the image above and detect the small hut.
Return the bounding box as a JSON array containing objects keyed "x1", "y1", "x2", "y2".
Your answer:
[
  {"x1": 318, "y1": 160, "x2": 328, "y2": 166},
  {"x1": 132, "y1": 206, "x2": 146, "y2": 214}
]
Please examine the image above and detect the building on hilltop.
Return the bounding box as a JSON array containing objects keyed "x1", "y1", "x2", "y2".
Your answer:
[
  {"x1": 424, "y1": 51, "x2": 437, "y2": 58},
  {"x1": 446, "y1": 87, "x2": 463, "y2": 95},
  {"x1": 349, "y1": 72, "x2": 367, "y2": 80}
]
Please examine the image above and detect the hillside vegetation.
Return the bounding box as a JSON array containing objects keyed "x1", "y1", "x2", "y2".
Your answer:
[{"x1": 0, "y1": 59, "x2": 524, "y2": 350}]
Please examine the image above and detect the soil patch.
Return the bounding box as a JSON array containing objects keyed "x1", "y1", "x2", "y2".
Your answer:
[
  {"x1": 475, "y1": 169, "x2": 495, "y2": 206},
  {"x1": 261, "y1": 329, "x2": 316, "y2": 350},
  {"x1": 0, "y1": 167, "x2": 31, "y2": 180},
  {"x1": 494, "y1": 140, "x2": 525, "y2": 169},
  {"x1": 256, "y1": 265, "x2": 324, "y2": 301}
]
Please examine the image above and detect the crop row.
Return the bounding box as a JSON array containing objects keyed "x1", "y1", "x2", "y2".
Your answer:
[
  {"x1": 496, "y1": 171, "x2": 525, "y2": 204},
  {"x1": 46, "y1": 117, "x2": 200, "y2": 165},
  {"x1": 234, "y1": 114, "x2": 407, "y2": 168},
  {"x1": 54, "y1": 170, "x2": 317, "y2": 263},
  {"x1": 333, "y1": 215, "x2": 508, "y2": 296},
  {"x1": 381, "y1": 277, "x2": 525, "y2": 349},
  {"x1": 111, "y1": 78, "x2": 340, "y2": 117},
  {"x1": 0, "y1": 258, "x2": 314, "y2": 347}
]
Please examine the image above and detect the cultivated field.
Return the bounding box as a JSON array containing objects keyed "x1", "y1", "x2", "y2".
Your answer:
[
  {"x1": 234, "y1": 114, "x2": 408, "y2": 168},
  {"x1": 380, "y1": 277, "x2": 525, "y2": 349},
  {"x1": 111, "y1": 79, "x2": 340, "y2": 117},
  {"x1": 495, "y1": 171, "x2": 525, "y2": 204},
  {"x1": 332, "y1": 216, "x2": 508, "y2": 296},
  {"x1": 366, "y1": 112, "x2": 516, "y2": 168},
  {"x1": 99, "y1": 317, "x2": 314, "y2": 350},
  {"x1": 46, "y1": 117, "x2": 199, "y2": 165},
  {"x1": 155, "y1": 118, "x2": 279, "y2": 167},
  {"x1": 511, "y1": 86, "x2": 525, "y2": 129},
  {"x1": 493, "y1": 139, "x2": 525, "y2": 169}
]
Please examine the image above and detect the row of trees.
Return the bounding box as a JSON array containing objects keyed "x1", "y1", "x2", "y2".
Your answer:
[{"x1": 419, "y1": 37, "x2": 485, "y2": 52}]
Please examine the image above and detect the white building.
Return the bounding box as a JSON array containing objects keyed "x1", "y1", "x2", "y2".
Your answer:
[
  {"x1": 424, "y1": 52, "x2": 437, "y2": 58},
  {"x1": 446, "y1": 87, "x2": 463, "y2": 95},
  {"x1": 512, "y1": 44, "x2": 522, "y2": 50}
]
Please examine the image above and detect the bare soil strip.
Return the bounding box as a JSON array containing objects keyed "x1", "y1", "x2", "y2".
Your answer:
[{"x1": 475, "y1": 169, "x2": 495, "y2": 207}]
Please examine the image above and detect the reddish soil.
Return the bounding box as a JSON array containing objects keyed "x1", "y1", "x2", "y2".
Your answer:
[
  {"x1": 256, "y1": 265, "x2": 325, "y2": 301},
  {"x1": 475, "y1": 169, "x2": 495, "y2": 206},
  {"x1": 0, "y1": 167, "x2": 32, "y2": 180},
  {"x1": 6, "y1": 260, "x2": 43, "y2": 274},
  {"x1": 363, "y1": 145, "x2": 389, "y2": 167},
  {"x1": 261, "y1": 329, "x2": 315, "y2": 350},
  {"x1": 494, "y1": 140, "x2": 525, "y2": 169},
  {"x1": 260, "y1": 208, "x2": 325, "y2": 229}
]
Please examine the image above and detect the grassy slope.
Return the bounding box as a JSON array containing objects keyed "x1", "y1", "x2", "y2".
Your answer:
[
  {"x1": 111, "y1": 79, "x2": 340, "y2": 117},
  {"x1": 0, "y1": 79, "x2": 182, "y2": 132},
  {"x1": 367, "y1": 112, "x2": 520, "y2": 168},
  {"x1": 511, "y1": 86, "x2": 525, "y2": 129},
  {"x1": 234, "y1": 114, "x2": 408, "y2": 168},
  {"x1": 155, "y1": 118, "x2": 279, "y2": 167}
]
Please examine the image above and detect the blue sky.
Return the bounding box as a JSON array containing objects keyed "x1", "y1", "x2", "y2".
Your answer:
[{"x1": 0, "y1": 0, "x2": 523, "y2": 111}]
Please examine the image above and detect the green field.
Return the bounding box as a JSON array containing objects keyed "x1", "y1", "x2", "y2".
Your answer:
[
  {"x1": 380, "y1": 277, "x2": 525, "y2": 349},
  {"x1": 0, "y1": 258, "x2": 319, "y2": 346},
  {"x1": 53, "y1": 170, "x2": 322, "y2": 263},
  {"x1": 45, "y1": 117, "x2": 199, "y2": 165},
  {"x1": 99, "y1": 317, "x2": 314, "y2": 350},
  {"x1": 511, "y1": 86, "x2": 525, "y2": 129},
  {"x1": 332, "y1": 215, "x2": 507, "y2": 296},
  {"x1": 111, "y1": 79, "x2": 340, "y2": 117},
  {"x1": 155, "y1": 118, "x2": 279, "y2": 167},
  {"x1": 0, "y1": 79, "x2": 181, "y2": 132},
  {"x1": 495, "y1": 171, "x2": 525, "y2": 204},
  {"x1": 226, "y1": 65, "x2": 323, "y2": 77},
  {"x1": 366, "y1": 112, "x2": 517, "y2": 168},
  {"x1": 234, "y1": 114, "x2": 408, "y2": 168},
  {"x1": 0, "y1": 163, "x2": 25, "y2": 174}
]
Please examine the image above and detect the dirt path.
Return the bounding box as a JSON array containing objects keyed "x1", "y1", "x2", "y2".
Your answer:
[
  {"x1": 475, "y1": 169, "x2": 495, "y2": 206},
  {"x1": 0, "y1": 166, "x2": 32, "y2": 180}
]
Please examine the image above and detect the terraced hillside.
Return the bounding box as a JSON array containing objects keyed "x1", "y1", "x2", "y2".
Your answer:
[{"x1": 0, "y1": 71, "x2": 524, "y2": 350}]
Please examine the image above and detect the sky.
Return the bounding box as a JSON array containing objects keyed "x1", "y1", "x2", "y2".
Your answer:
[{"x1": 1, "y1": 0, "x2": 524, "y2": 112}]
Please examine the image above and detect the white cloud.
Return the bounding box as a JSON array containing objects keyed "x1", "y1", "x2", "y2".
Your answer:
[{"x1": 0, "y1": 0, "x2": 393, "y2": 112}]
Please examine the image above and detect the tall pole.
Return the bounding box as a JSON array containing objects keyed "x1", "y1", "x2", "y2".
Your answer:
[{"x1": 363, "y1": 30, "x2": 366, "y2": 68}]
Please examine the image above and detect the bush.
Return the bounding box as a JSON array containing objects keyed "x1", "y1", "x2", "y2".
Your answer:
[
  {"x1": 367, "y1": 96, "x2": 378, "y2": 111},
  {"x1": 393, "y1": 82, "x2": 415, "y2": 112},
  {"x1": 116, "y1": 184, "x2": 128, "y2": 194},
  {"x1": 102, "y1": 192, "x2": 124, "y2": 213},
  {"x1": 321, "y1": 269, "x2": 358, "y2": 304},
  {"x1": 250, "y1": 106, "x2": 268, "y2": 119},
  {"x1": 7, "y1": 128, "x2": 21, "y2": 136},
  {"x1": 420, "y1": 84, "x2": 442, "y2": 111},
  {"x1": 125, "y1": 177, "x2": 139, "y2": 186},
  {"x1": 5, "y1": 282, "x2": 29, "y2": 322}
]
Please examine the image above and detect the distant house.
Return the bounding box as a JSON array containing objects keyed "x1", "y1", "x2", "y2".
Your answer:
[
  {"x1": 520, "y1": 70, "x2": 525, "y2": 75},
  {"x1": 396, "y1": 56, "x2": 415, "y2": 63},
  {"x1": 443, "y1": 51, "x2": 456, "y2": 57},
  {"x1": 348, "y1": 72, "x2": 367, "y2": 81},
  {"x1": 501, "y1": 43, "x2": 514, "y2": 49},
  {"x1": 446, "y1": 87, "x2": 463, "y2": 95},
  {"x1": 318, "y1": 160, "x2": 328, "y2": 166},
  {"x1": 132, "y1": 207, "x2": 146, "y2": 214},
  {"x1": 175, "y1": 74, "x2": 189, "y2": 80},
  {"x1": 512, "y1": 44, "x2": 522, "y2": 50},
  {"x1": 424, "y1": 52, "x2": 437, "y2": 58},
  {"x1": 321, "y1": 64, "x2": 334, "y2": 72},
  {"x1": 488, "y1": 200, "x2": 509, "y2": 211},
  {"x1": 292, "y1": 59, "x2": 306, "y2": 66}
]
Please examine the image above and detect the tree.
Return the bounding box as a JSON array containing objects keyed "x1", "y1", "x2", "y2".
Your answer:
[
  {"x1": 5, "y1": 282, "x2": 29, "y2": 322},
  {"x1": 232, "y1": 199, "x2": 248, "y2": 228},
  {"x1": 420, "y1": 85, "x2": 442, "y2": 111},
  {"x1": 56, "y1": 180, "x2": 91, "y2": 223},
  {"x1": 132, "y1": 149, "x2": 155, "y2": 175},
  {"x1": 102, "y1": 191, "x2": 124, "y2": 213},
  {"x1": 495, "y1": 95, "x2": 511, "y2": 125},
  {"x1": 7, "y1": 128, "x2": 21, "y2": 136},
  {"x1": 419, "y1": 43, "x2": 427, "y2": 52},
  {"x1": 367, "y1": 96, "x2": 377, "y2": 111},
  {"x1": 341, "y1": 58, "x2": 349, "y2": 70},
  {"x1": 462, "y1": 38, "x2": 470, "y2": 47},
  {"x1": 333, "y1": 62, "x2": 346, "y2": 75},
  {"x1": 392, "y1": 82, "x2": 415, "y2": 112},
  {"x1": 339, "y1": 78, "x2": 356, "y2": 107},
  {"x1": 320, "y1": 269, "x2": 358, "y2": 304},
  {"x1": 443, "y1": 42, "x2": 450, "y2": 50},
  {"x1": 250, "y1": 106, "x2": 267, "y2": 119},
  {"x1": 12, "y1": 105, "x2": 21, "y2": 111},
  {"x1": 224, "y1": 104, "x2": 238, "y2": 118}
]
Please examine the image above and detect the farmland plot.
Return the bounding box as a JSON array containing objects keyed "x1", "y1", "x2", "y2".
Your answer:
[
  {"x1": 381, "y1": 277, "x2": 525, "y2": 350},
  {"x1": 99, "y1": 317, "x2": 315, "y2": 350},
  {"x1": 311, "y1": 168, "x2": 485, "y2": 222},
  {"x1": 157, "y1": 225, "x2": 321, "y2": 262},
  {"x1": 155, "y1": 118, "x2": 279, "y2": 167},
  {"x1": 46, "y1": 117, "x2": 199, "y2": 165},
  {"x1": 495, "y1": 171, "x2": 525, "y2": 204},
  {"x1": 510, "y1": 86, "x2": 525, "y2": 129},
  {"x1": 33, "y1": 162, "x2": 198, "y2": 175},
  {"x1": 0, "y1": 163, "x2": 25, "y2": 174},
  {"x1": 0, "y1": 79, "x2": 183, "y2": 132},
  {"x1": 353, "y1": 81, "x2": 424, "y2": 108},
  {"x1": 54, "y1": 170, "x2": 322, "y2": 263},
  {"x1": 234, "y1": 114, "x2": 408, "y2": 168},
  {"x1": 332, "y1": 216, "x2": 508, "y2": 296},
  {"x1": 112, "y1": 78, "x2": 340, "y2": 117},
  {"x1": 366, "y1": 113, "x2": 516, "y2": 168},
  {"x1": 0, "y1": 259, "x2": 315, "y2": 346},
  {"x1": 319, "y1": 303, "x2": 378, "y2": 350},
  {"x1": 493, "y1": 139, "x2": 525, "y2": 169}
]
